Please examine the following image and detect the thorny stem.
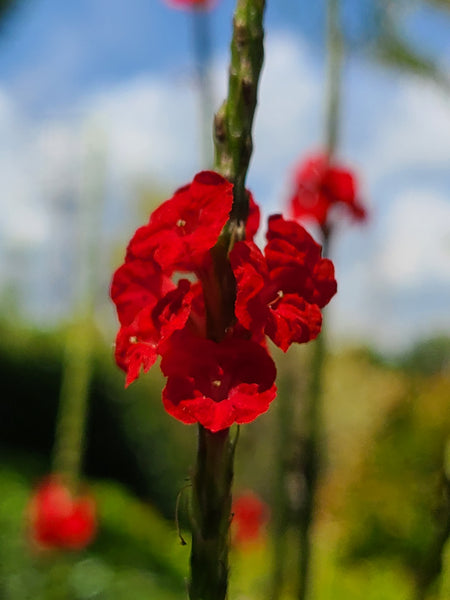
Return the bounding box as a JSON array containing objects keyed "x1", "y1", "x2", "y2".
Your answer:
[
  {"x1": 214, "y1": 0, "x2": 266, "y2": 230},
  {"x1": 188, "y1": 1, "x2": 266, "y2": 599}
]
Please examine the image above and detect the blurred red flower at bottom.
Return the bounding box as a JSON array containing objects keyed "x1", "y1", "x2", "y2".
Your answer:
[
  {"x1": 27, "y1": 477, "x2": 97, "y2": 551},
  {"x1": 232, "y1": 491, "x2": 269, "y2": 547}
]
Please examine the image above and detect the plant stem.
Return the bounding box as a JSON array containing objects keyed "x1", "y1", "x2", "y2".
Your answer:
[
  {"x1": 51, "y1": 128, "x2": 105, "y2": 490},
  {"x1": 189, "y1": 2, "x2": 266, "y2": 598},
  {"x1": 214, "y1": 0, "x2": 266, "y2": 227},
  {"x1": 297, "y1": 323, "x2": 325, "y2": 600},
  {"x1": 192, "y1": 7, "x2": 214, "y2": 166},
  {"x1": 324, "y1": 0, "x2": 342, "y2": 159},
  {"x1": 294, "y1": 1, "x2": 341, "y2": 594},
  {"x1": 52, "y1": 319, "x2": 93, "y2": 490},
  {"x1": 269, "y1": 369, "x2": 295, "y2": 600},
  {"x1": 296, "y1": 228, "x2": 329, "y2": 600},
  {"x1": 189, "y1": 427, "x2": 236, "y2": 600},
  {"x1": 413, "y1": 439, "x2": 450, "y2": 600}
]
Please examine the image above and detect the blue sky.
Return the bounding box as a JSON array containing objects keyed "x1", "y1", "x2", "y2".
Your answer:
[{"x1": 1, "y1": 0, "x2": 450, "y2": 352}]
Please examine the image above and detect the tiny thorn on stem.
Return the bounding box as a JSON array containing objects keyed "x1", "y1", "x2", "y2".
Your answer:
[{"x1": 175, "y1": 483, "x2": 192, "y2": 547}]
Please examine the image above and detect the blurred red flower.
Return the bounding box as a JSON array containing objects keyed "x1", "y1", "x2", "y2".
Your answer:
[
  {"x1": 289, "y1": 154, "x2": 366, "y2": 230},
  {"x1": 165, "y1": 0, "x2": 215, "y2": 10},
  {"x1": 232, "y1": 491, "x2": 269, "y2": 546},
  {"x1": 28, "y1": 477, "x2": 96, "y2": 551}
]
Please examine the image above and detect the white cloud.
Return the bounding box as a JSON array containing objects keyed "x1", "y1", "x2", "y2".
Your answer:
[
  {"x1": 1, "y1": 32, "x2": 450, "y2": 350},
  {"x1": 361, "y1": 76, "x2": 450, "y2": 185},
  {"x1": 377, "y1": 189, "x2": 450, "y2": 288}
]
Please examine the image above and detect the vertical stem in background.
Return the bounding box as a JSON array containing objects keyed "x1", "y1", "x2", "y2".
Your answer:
[
  {"x1": 189, "y1": 1, "x2": 266, "y2": 599},
  {"x1": 52, "y1": 129, "x2": 105, "y2": 491},
  {"x1": 269, "y1": 370, "x2": 295, "y2": 600},
  {"x1": 192, "y1": 7, "x2": 214, "y2": 166},
  {"x1": 413, "y1": 439, "x2": 450, "y2": 600},
  {"x1": 295, "y1": 0, "x2": 340, "y2": 582},
  {"x1": 52, "y1": 319, "x2": 93, "y2": 490},
  {"x1": 296, "y1": 232, "x2": 329, "y2": 600},
  {"x1": 325, "y1": 0, "x2": 342, "y2": 159},
  {"x1": 294, "y1": 5, "x2": 341, "y2": 600}
]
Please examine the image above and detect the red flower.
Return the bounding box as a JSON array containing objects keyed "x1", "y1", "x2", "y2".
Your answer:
[
  {"x1": 111, "y1": 257, "x2": 173, "y2": 327},
  {"x1": 28, "y1": 477, "x2": 96, "y2": 551},
  {"x1": 111, "y1": 170, "x2": 337, "y2": 432},
  {"x1": 245, "y1": 191, "x2": 260, "y2": 241},
  {"x1": 289, "y1": 154, "x2": 366, "y2": 229},
  {"x1": 230, "y1": 215, "x2": 337, "y2": 352},
  {"x1": 165, "y1": 0, "x2": 215, "y2": 10},
  {"x1": 127, "y1": 171, "x2": 233, "y2": 273},
  {"x1": 160, "y1": 332, "x2": 277, "y2": 432},
  {"x1": 115, "y1": 279, "x2": 195, "y2": 387},
  {"x1": 232, "y1": 491, "x2": 269, "y2": 547},
  {"x1": 111, "y1": 171, "x2": 233, "y2": 386}
]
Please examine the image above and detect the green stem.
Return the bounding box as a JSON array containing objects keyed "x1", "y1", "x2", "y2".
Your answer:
[
  {"x1": 188, "y1": 2, "x2": 266, "y2": 598},
  {"x1": 297, "y1": 327, "x2": 325, "y2": 600},
  {"x1": 324, "y1": 0, "x2": 342, "y2": 159},
  {"x1": 296, "y1": 230, "x2": 330, "y2": 600},
  {"x1": 51, "y1": 128, "x2": 105, "y2": 490},
  {"x1": 189, "y1": 427, "x2": 236, "y2": 600},
  {"x1": 413, "y1": 439, "x2": 450, "y2": 600},
  {"x1": 52, "y1": 320, "x2": 93, "y2": 490},
  {"x1": 214, "y1": 0, "x2": 266, "y2": 227},
  {"x1": 269, "y1": 370, "x2": 295, "y2": 600},
  {"x1": 294, "y1": 1, "x2": 340, "y2": 593},
  {"x1": 192, "y1": 8, "x2": 214, "y2": 166}
]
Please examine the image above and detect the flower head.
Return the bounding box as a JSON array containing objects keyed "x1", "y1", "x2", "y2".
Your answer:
[
  {"x1": 27, "y1": 477, "x2": 97, "y2": 551},
  {"x1": 230, "y1": 215, "x2": 337, "y2": 352},
  {"x1": 161, "y1": 332, "x2": 277, "y2": 432},
  {"x1": 127, "y1": 171, "x2": 233, "y2": 273},
  {"x1": 111, "y1": 171, "x2": 337, "y2": 431},
  {"x1": 289, "y1": 154, "x2": 366, "y2": 230}
]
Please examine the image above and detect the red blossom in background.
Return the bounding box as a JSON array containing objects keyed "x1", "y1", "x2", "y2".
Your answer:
[
  {"x1": 165, "y1": 0, "x2": 214, "y2": 10},
  {"x1": 232, "y1": 491, "x2": 269, "y2": 547},
  {"x1": 289, "y1": 154, "x2": 366, "y2": 230},
  {"x1": 28, "y1": 477, "x2": 97, "y2": 551},
  {"x1": 110, "y1": 170, "x2": 337, "y2": 431}
]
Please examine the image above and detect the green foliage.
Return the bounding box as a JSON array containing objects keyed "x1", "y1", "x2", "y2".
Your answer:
[
  {"x1": 0, "y1": 464, "x2": 188, "y2": 600},
  {"x1": 1, "y1": 325, "x2": 449, "y2": 598},
  {"x1": 0, "y1": 321, "x2": 195, "y2": 517}
]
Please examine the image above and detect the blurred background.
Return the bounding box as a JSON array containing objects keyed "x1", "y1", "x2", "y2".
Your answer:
[{"x1": 0, "y1": 0, "x2": 449, "y2": 599}]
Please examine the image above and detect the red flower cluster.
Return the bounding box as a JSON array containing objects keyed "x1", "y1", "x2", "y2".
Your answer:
[
  {"x1": 232, "y1": 491, "x2": 269, "y2": 547},
  {"x1": 28, "y1": 477, "x2": 97, "y2": 551},
  {"x1": 289, "y1": 154, "x2": 366, "y2": 230},
  {"x1": 111, "y1": 171, "x2": 336, "y2": 432}
]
